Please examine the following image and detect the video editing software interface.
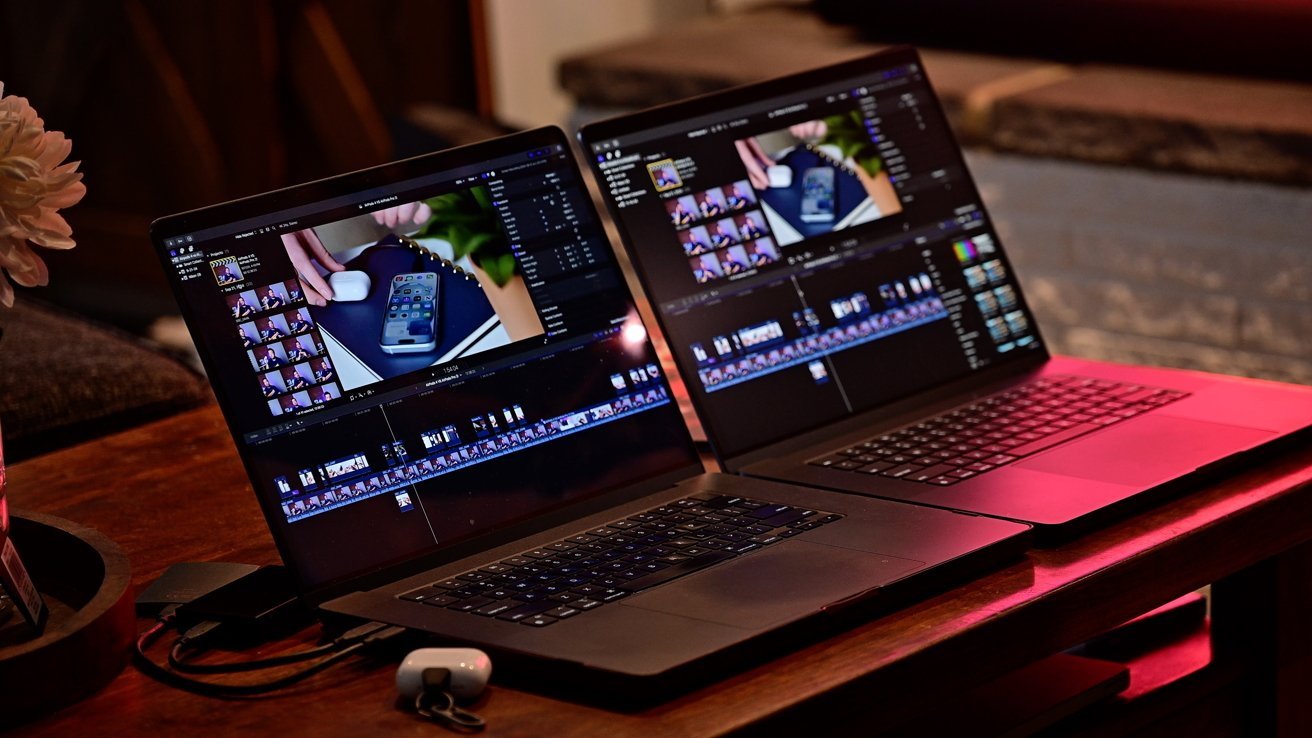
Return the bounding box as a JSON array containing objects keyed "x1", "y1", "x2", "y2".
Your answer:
[
  {"x1": 159, "y1": 136, "x2": 696, "y2": 588},
  {"x1": 588, "y1": 55, "x2": 1042, "y2": 458}
]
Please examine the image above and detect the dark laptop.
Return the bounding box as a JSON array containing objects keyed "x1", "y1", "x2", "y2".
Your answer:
[
  {"x1": 150, "y1": 126, "x2": 1028, "y2": 697},
  {"x1": 579, "y1": 47, "x2": 1312, "y2": 540}
]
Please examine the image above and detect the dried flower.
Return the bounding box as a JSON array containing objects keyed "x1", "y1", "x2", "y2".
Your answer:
[{"x1": 0, "y1": 82, "x2": 85, "y2": 307}]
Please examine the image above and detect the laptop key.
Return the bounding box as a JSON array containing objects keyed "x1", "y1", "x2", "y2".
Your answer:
[
  {"x1": 621, "y1": 550, "x2": 736, "y2": 592},
  {"x1": 472, "y1": 601, "x2": 517, "y2": 617},
  {"x1": 906, "y1": 464, "x2": 955, "y2": 482},
  {"x1": 758, "y1": 508, "x2": 811, "y2": 528},
  {"x1": 448, "y1": 596, "x2": 494, "y2": 612},
  {"x1": 421, "y1": 594, "x2": 458, "y2": 607},
  {"x1": 750, "y1": 501, "x2": 787, "y2": 520},
  {"x1": 881, "y1": 463, "x2": 920, "y2": 478},
  {"x1": 1007, "y1": 423, "x2": 1098, "y2": 457}
]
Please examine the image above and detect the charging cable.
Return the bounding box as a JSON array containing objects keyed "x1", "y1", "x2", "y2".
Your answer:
[
  {"x1": 166, "y1": 617, "x2": 342, "y2": 674},
  {"x1": 134, "y1": 606, "x2": 408, "y2": 697}
]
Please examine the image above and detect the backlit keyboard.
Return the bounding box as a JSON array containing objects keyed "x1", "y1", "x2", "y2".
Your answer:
[
  {"x1": 399, "y1": 493, "x2": 843, "y2": 627},
  {"x1": 810, "y1": 375, "x2": 1189, "y2": 486}
]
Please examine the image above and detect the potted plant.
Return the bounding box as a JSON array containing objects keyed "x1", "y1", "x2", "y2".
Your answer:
[
  {"x1": 414, "y1": 186, "x2": 543, "y2": 341},
  {"x1": 820, "y1": 110, "x2": 901, "y2": 215}
]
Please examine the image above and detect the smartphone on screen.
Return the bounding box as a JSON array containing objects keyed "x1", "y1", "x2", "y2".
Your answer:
[
  {"x1": 800, "y1": 166, "x2": 836, "y2": 222},
  {"x1": 380, "y1": 272, "x2": 439, "y2": 354}
]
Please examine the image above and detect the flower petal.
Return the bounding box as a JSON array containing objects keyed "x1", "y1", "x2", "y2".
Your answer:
[
  {"x1": 0, "y1": 238, "x2": 49, "y2": 286},
  {"x1": 0, "y1": 269, "x2": 14, "y2": 308},
  {"x1": 39, "y1": 179, "x2": 85, "y2": 209}
]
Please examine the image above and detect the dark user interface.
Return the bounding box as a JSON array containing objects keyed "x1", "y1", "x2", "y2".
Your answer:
[
  {"x1": 159, "y1": 140, "x2": 696, "y2": 588},
  {"x1": 589, "y1": 58, "x2": 1042, "y2": 458}
]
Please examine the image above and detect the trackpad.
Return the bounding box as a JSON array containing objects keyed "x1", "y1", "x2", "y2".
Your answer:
[
  {"x1": 620, "y1": 540, "x2": 923, "y2": 630},
  {"x1": 1018, "y1": 415, "x2": 1274, "y2": 486}
]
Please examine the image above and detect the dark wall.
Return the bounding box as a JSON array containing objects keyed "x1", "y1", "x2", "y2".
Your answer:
[
  {"x1": 0, "y1": 0, "x2": 479, "y2": 327},
  {"x1": 815, "y1": 0, "x2": 1312, "y2": 83}
]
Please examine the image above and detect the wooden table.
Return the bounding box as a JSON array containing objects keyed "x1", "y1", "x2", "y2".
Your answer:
[{"x1": 5, "y1": 405, "x2": 1312, "y2": 736}]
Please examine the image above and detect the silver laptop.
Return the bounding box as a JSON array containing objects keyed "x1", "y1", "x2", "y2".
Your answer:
[{"x1": 580, "y1": 47, "x2": 1312, "y2": 540}]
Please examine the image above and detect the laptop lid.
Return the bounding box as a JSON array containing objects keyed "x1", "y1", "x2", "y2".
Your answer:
[
  {"x1": 579, "y1": 47, "x2": 1048, "y2": 469},
  {"x1": 152, "y1": 127, "x2": 702, "y2": 606}
]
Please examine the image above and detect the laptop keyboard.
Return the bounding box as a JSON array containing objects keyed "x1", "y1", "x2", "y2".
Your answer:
[
  {"x1": 399, "y1": 493, "x2": 843, "y2": 627},
  {"x1": 809, "y1": 375, "x2": 1190, "y2": 486}
]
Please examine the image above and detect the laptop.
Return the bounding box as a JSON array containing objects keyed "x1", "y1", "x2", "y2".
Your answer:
[
  {"x1": 150, "y1": 126, "x2": 1029, "y2": 698},
  {"x1": 579, "y1": 47, "x2": 1312, "y2": 540}
]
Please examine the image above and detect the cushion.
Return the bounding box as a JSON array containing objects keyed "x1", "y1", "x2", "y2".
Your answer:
[{"x1": 0, "y1": 299, "x2": 213, "y2": 463}]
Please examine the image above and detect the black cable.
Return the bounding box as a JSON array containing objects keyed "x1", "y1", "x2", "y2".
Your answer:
[
  {"x1": 167, "y1": 618, "x2": 391, "y2": 675},
  {"x1": 168, "y1": 639, "x2": 339, "y2": 674},
  {"x1": 134, "y1": 611, "x2": 406, "y2": 697}
]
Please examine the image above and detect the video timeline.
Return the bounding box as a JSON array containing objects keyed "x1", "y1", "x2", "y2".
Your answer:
[
  {"x1": 273, "y1": 370, "x2": 671, "y2": 523},
  {"x1": 690, "y1": 272, "x2": 947, "y2": 393}
]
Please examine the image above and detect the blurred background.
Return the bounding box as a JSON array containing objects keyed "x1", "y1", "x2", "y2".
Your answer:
[{"x1": 1, "y1": 0, "x2": 1310, "y2": 459}]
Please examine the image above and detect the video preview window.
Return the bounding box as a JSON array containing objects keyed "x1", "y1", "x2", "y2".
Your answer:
[
  {"x1": 277, "y1": 185, "x2": 546, "y2": 393},
  {"x1": 733, "y1": 113, "x2": 903, "y2": 246},
  {"x1": 653, "y1": 107, "x2": 904, "y2": 286}
]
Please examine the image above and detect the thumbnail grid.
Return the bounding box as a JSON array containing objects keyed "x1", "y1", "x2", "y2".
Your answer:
[
  {"x1": 228, "y1": 278, "x2": 340, "y2": 416},
  {"x1": 665, "y1": 180, "x2": 781, "y2": 283},
  {"x1": 953, "y1": 233, "x2": 1035, "y2": 353}
]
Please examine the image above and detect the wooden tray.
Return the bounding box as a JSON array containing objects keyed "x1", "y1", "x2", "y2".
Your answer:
[{"x1": 0, "y1": 510, "x2": 134, "y2": 725}]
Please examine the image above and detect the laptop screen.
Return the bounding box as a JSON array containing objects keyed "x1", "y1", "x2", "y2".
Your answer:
[
  {"x1": 581, "y1": 48, "x2": 1045, "y2": 460},
  {"x1": 153, "y1": 128, "x2": 699, "y2": 594}
]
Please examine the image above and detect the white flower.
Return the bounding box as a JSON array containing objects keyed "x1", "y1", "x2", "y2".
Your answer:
[{"x1": 0, "y1": 81, "x2": 86, "y2": 307}]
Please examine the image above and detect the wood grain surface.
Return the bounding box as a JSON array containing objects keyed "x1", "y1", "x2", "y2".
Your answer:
[{"x1": 4, "y1": 404, "x2": 1311, "y2": 736}]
